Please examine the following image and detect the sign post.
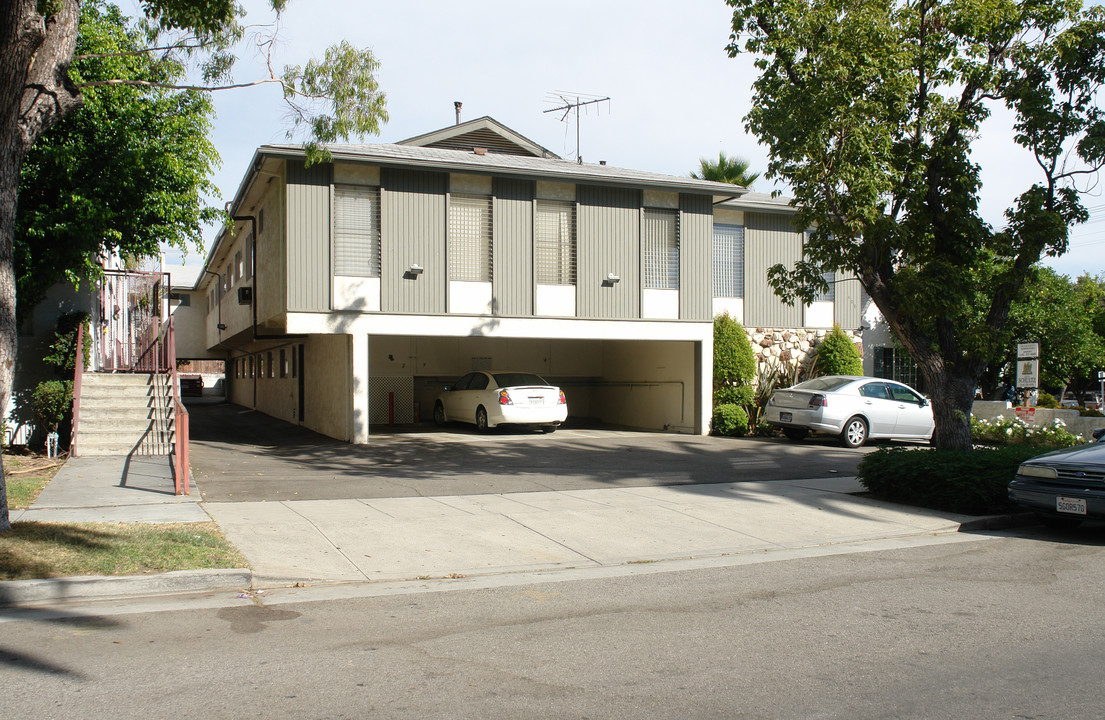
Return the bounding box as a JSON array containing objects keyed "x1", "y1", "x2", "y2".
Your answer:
[{"x1": 1016, "y1": 341, "x2": 1040, "y2": 408}]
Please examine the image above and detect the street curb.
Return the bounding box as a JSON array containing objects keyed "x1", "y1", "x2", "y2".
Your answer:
[
  {"x1": 957, "y1": 512, "x2": 1038, "y2": 532},
  {"x1": 0, "y1": 568, "x2": 253, "y2": 608}
]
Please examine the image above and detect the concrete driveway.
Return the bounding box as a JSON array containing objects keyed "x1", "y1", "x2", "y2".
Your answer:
[{"x1": 187, "y1": 402, "x2": 873, "y2": 503}]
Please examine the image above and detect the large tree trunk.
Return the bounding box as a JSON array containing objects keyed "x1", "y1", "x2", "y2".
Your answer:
[
  {"x1": 922, "y1": 365, "x2": 977, "y2": 451},
  {"x1": 0, "y1": 2, "x2": 81, "y2": 531}
]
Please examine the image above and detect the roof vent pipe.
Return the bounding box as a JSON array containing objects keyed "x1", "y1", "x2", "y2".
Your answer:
[{"x1": 454, "y1": 101, "x2": 462, "y2": 125}]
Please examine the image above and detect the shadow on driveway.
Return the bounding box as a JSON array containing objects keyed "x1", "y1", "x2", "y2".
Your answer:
[{"x1": 188, "y1": 402, "x2": 874, "y2": 503}]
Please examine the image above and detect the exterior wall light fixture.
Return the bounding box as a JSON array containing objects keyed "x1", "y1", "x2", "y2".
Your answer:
[
  {"x1": 408, "y1": 264, "x2": 424, "y2": 275},
  {"x1": 606, "y1": 272, "x2": 621, "y2": 283}
]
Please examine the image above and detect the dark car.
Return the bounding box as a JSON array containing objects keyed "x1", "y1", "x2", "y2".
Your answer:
[{"x1": 1008, "y1": 428, "x2": 1105, "y2": 528}]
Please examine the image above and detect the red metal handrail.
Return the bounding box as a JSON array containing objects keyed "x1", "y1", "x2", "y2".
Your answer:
[
  {"x1": 167, "y1": 317, "x2": 190, "y2": 495},
  {"x1": 70, "y1": 323, "x2": 86, "y2": 457}
]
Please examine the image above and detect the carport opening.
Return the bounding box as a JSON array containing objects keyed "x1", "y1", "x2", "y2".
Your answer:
[
  {"x1": 368, "y1": 336, "x2": 701, "y2": 434},
  {"x1": 178, "y1": 358, "x2": 225, "y2": 404}
]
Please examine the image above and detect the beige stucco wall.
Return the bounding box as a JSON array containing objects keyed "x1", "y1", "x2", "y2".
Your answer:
[{"x1": 303, "y1": 334, "x2": 352, "y2": 441}]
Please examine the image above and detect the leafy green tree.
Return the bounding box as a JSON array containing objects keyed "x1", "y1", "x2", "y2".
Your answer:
[
  {"x1": 713, "y1": 313, "x2": 757, "y2": 407},
  {"x1": 691, "y1": 151, "x2": 760, "y2": 187},
  {"x1": 811, "y1": 326, "x2": 863, "y2": 377},
  {"x1": 0, "y1": 0, "x2": 388, "y2": 531},
  {"x1": 1004, "y1": 269, "x2": 1105, "y2": 395},
  {"x1": 726, "y1": 0, "x2": 1105, "y2": 450},
  {"x1": 15, "y1": 2, "x2": 220, "y2": 320}
]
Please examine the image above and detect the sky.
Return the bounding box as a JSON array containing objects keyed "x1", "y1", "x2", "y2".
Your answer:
[{"x1": 159, "y1": 0, "x2": 1104, "y2": 280}]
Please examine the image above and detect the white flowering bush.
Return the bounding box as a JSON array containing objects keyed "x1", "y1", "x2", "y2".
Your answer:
[{"x1": 970, "y1": 416, "x2": 1085, "y2": 449}]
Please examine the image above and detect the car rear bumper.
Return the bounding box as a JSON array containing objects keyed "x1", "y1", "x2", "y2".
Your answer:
[
  {"x1": 489, "y1": 404, "x2": 568, "y2": 427},
  {"x1": 763, "y1": 407, "x2": 841, "y2": 434}
]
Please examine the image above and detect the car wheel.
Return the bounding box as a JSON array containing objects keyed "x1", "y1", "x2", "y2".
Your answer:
[
  {"x1": 840, "y1": 416, "x2": 868, "y2": 448},
  {"x1": 783, "y1": 428, "x2": 809, "y2": 441},
  {"x1": 541, "y1": 425, "x2": 557, "y2": 434},
  {"x1": 475, "y1": 406, "x2": 489, "y2": 433},
  {"x1": 433, "y1": 402, "x2": 446, "y2": 426},
  {"x1": 1037, "y1": 513, "x2": 1083, "y2": 530}
]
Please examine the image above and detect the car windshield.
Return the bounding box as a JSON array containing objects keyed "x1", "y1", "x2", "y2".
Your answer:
[
  {"x1": 492, "y1": 372, "x2": 549, "y2": 387},
  {"x1": 793, "y1": 377, "x2": 855, "y2": 392}
]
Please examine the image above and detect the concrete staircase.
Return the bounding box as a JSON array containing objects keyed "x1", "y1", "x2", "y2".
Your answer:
[{"x1": 74, "y1": 373, "x2": 174, "y2": 456}]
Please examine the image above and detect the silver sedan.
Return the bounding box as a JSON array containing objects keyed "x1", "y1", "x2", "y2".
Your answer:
[{"x1": 764, "y1": 375, "x2": 934, "y2": 447}]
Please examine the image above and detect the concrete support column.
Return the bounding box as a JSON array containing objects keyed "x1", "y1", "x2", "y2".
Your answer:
[
  {"x1": 351, "y1": 332, "x2": 370, "y2": 444},
  {"x1": 696, "y1": 336, "x2": 713, "y2": 435}
]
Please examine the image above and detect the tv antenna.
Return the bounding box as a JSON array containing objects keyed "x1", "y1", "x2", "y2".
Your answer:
[{"x1": 544, "y1": 92, "x2": 610, "y2": 164}]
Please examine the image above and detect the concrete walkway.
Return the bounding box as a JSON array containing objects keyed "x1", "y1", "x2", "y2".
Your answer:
[
  {"x1": 202, "y1": 476, "x2": 968, "y2": 586},
  {"x1": 8, "y1": 455, "x2": 984, "y2": 602},
  {"x1": 12, "y1": 455, "x2": 208, "y2": 524}
]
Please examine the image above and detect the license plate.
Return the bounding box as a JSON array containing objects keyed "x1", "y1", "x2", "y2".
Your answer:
[
  {"x1": 1057, "y1": 496, "x2": 1087, "y2": 515},
  {"x1": 528, "y1": 397, "x2": 544, "y2": 406},
  {"x1": 780, "y1": 412, "x2": 793, "y2": 422}
]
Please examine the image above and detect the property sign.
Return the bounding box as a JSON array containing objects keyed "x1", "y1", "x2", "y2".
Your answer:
[
  {"x1": 1017, "y1": 342, "x2": 1039, "y2": 359},
  {"x1": 1017, "y1": 358, "x2": 1039, "y2": 389},
  {"x1": 1015, "y1": 406, "x2": 1037, "y2": 423}
]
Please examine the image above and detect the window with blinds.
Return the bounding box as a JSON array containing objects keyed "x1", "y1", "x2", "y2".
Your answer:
[
  {"x1": 535, "y1": 199, "x2": 576, "y2": 285},
  {"x1": 814, "y1": 270, "x2": 835, "y2": 302},
  {"x1": 713, "y1": 223, "x2": 744, "y2": 298},
  {"x1": 334, "y1": 184, "x2": 381, "y2": 277},
  {"x1": 643, "y1": 208, "x2": 679, "y2": 290},
  {"x1": 449, "y1": 193, "x2": 493, "y2": 282}
]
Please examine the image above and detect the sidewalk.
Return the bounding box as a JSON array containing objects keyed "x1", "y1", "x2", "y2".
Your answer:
[
  {"x1": 202, "y1": 475, "x2": 970, "y2": 586},
  {"x1": 6, "y1": 457, "x2": 992, "y2": 605},
  {"x1": 11, "y1": 455, "x2": 208, "y2": 524}
]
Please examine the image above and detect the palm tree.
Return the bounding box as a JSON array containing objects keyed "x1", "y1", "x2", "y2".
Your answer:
[{"x1": 690, "y1": 152, "x2": 760, "y2": 187}]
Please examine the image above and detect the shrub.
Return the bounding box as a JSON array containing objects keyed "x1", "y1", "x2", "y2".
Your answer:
[
  {"x1": 713, "y1": 313, "x2": 756, "y2": 411},
  {"x1": 32, "y1": 380, "x2": 73, "y2": 432},
  {"x1": 858, "y1": 445, "x2": 1046, "y2": 515},
  {"x1": 810, "y1": 325, "x2": 862, "y2": 377},
  {"x1": 711, "y1": 403, "x2": 749, "y2": 437},
  {"x1": 713, "y1": 384, "x2": 754, "y2": 407},
  {"x1": 748, "y1": 358, "x2": 800, "y2": 428},
  {"x1": 1035, "y1": 391, "x2": 1059, "y2": 408},
  {"x1": 1080, "y1": 408, "x2": 1104, "y2": 418},
  {"x1": 43, "y1": 312, "x2": 91, "y2": 376}
]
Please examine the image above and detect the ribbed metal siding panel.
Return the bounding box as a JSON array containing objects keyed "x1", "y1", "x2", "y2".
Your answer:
[
  {"x1": 679, "y1": 193, "x2": 712, "y2": 320},
  {"x1": 285, "y1": 160, "x2": 331, "y2": 312},
  {"x1": 381, "y1": 168, "x2": 447, "y2": 314},
  {"x1": 577, "y1": 185, "x2": 640, "y2": 319},
  {"x1": 492, "y1": 177, "x2": 534, "y2": 316},
  {"x1": 744, "y1": 212, "x2": 803, "y2": 327},
  {"x1": 834, "y1": 269, "x2": 862, "y2": 330}
]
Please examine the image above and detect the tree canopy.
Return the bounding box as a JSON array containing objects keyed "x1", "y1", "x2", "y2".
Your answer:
[
  {"x1": 1002, "y1": 269, "x2": 1105, "y2": 396},
  {"x1": 726, "y1": 0, "x2": 1105, "y2": 450},
  {"x1": 0, "y1": 0, "x2": 389, "y2": 531},
  {"x1": 15, "y1": 1, "x2": 221, "y2": 321},
  {"x1": 690, "y1": 151, "x2": 760, "y2": 187}
]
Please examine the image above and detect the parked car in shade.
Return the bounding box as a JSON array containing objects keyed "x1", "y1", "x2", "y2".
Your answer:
[
  {"x1": 433, "y1": 371, "x2": 567, "y2": 433},
  {"x1": 764, "y1": 375, "x2": 934, "y2": 448},
  {"x1": 1008, "y1": 428, "x2": 1105, "y2": 528}
]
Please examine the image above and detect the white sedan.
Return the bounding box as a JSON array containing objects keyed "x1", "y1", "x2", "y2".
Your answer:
[
  {"x1": 764, "y1": 375, "x2": 934, "y2": 447},
  {"x1": 433, "y1": 371, "x2": 567, "y2": 433}
]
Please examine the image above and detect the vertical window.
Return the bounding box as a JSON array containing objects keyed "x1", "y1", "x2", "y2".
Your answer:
[
  {"x1": 713, "y1": 223, "x2": 745, "y2": 298},
  {"x1": 279, "y1": 348, "x2": 287, "y2": 378},
  {"x1": 334, "y1": 184, "x2": 381, "y2": 277},
  {"x1": 291, "y1": 346, "x2": 298, "y2": 378},
  {"x1": 267, "y1": 351, "x2": 274, "y2": 379},
  {"x1": 813, "y1": 270, "x2": 835, "y2": 302},
  {"x1": 643, "y1": 208, "x2": 679, "y2": 289},
  {"x1": 449, "y1": 193, "x2": 493, "y2": 282},
  {"x1": 535, "y1": 199, "x2": 576, "y2": 285},
  {"x1": 234, "y1": 251, "x2": 243, "y2": 284},
  {"x1": 248, "y1": 356, "x2": 254, "y2": 378}
]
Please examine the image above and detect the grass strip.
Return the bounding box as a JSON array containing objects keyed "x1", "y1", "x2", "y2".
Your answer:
[{"x1": 0, "y1": 522, "x2": 249, "y2": 581}]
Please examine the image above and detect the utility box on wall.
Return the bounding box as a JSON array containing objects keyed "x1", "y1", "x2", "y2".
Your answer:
[{"x1": 237, "y1": 286, "x2": 253, "y2": 305}]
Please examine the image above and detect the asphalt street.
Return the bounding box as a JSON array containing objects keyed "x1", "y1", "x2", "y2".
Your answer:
[{"x1": 4, "y1": 528, "x2": 1105, "y2": 719}]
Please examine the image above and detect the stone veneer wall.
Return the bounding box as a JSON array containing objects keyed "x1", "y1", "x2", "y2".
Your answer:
[{"x1": 747, "y1": 327, "x2": 864, "y2": 377}]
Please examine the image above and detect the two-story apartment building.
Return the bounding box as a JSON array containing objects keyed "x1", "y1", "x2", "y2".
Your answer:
[{"x1": 173, "y1": 117, "x2": 861, "y2": 443}]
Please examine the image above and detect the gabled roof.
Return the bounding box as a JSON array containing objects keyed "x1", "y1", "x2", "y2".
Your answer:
[{"x1": 398, "y1": 116, "x2": 560, "y2": 159}]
